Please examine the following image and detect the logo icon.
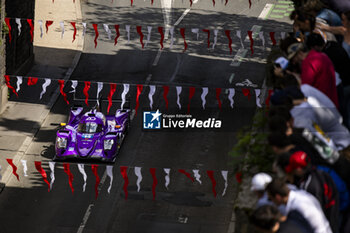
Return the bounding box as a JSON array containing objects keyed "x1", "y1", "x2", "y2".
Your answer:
[{"x1": 143, "y1": 110, "x2": 162, "y2": 129}]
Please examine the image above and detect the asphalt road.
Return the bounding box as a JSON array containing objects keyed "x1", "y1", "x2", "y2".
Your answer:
[{"x1": 0, "y1": 0, "x2": 292, "y2": 232}]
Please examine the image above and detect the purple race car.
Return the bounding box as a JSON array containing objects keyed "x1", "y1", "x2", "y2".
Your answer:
[{"x1": 54, "y1": 106, "x2": 130, "y2": 162}]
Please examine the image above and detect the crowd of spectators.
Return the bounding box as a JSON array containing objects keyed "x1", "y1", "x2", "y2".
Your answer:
[{"x1": 249, "y1": 0, "x2": 350, "y2": 232}]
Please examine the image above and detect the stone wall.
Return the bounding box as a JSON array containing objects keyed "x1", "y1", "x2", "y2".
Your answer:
[{"x1": 5, "y1": 0, "x2": 35, "y2": 75}]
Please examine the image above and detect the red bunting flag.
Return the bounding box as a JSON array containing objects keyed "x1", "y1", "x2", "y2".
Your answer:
[
  {"x1": 151, "y1": 0, "x2": 154, "y2": 5},
  {"x1": 150, "y1": 168, "x2": 157, "y2": 200},
  {"x1": 27, "y1": 77, "x2": 38, "y2": 86},
  {"x1": 212, "y1": 0, "x2": 215, "y2": 7},
  {"x1": 158, "y1": 27, "x2": 164, "y2": 49},
  {"x1": 27, "y1": 19, "x2": 34, "y2": 42},
  {"x1": 225, "y1": 30, "x2": 233, "y2": 54},
  {"x1": 207, "y1": 170, "x2": 217, "y2": 197},
  {"x1": 189, "y1": 0, "x2": 193, "y2": 7},
  {"x1": 34, "y1": 161, "x2": 51, "y2": 192},
  {"x1": 235, "y1": 172, "x2": 242, "y2": 183},
  {"x1": 135, "y1": 84, "x2": 143, "y2": 116},
  {"x1": 91, "y1": 165, "x2": 100, "y2": 199},
  {"x1": 63, "y1": 163, "x2": 74, "y2": 194},
  {"x1": 92, "y1": 24, "x2": 99, "y2": 48},
  {"x1": 114, "y1": 25, "x2": 120, "y2": 46},
  {"x1": 178, "y1": 169, "x2": 195, "y2": 182},
  {"x1": 269, "y1": 32, "x2": 276, "y2": 46},
  {"x1": 4, "y1": 75, "x2": 18, "y2": 97},
  {"x1": 5, "y1": 18, "x2": 12, "y2": 43},
  {"x1": 120, "y1": 166, "x2": 129, "y2": 200},
  {"x1": 180, "y1": 28, "x2": 188, "y2": 52},
  {"x1": 6, "y1": 159, "x2": 19, "y2": 181},
  {"x1": 108, "y1": 83, "x2": 117, "y2": 114},
  {"x1": 249, "y1": 0, "x2": 252, "y2": 8},
  {"x1": 71, "y1": 22, "x2": 77, "y2": 42},
  {"x1": 131, "y1": 0, "x2": 133, "y2": 6},
  {"x1": 45, "y1": 20, "x2": 53, "y2": 33},
  {"x1": 202, "y1": 29, "x2": 210, "y2": 48},
  {"x1": 136, "y1": 26, "x2": 144, "y2": 49},
  {"x1": 216, "y1": 88, "x2": 222, "y2": 110},
  {"x1": 266, "y1": 89, "x2": 274, "y2": 107},
  {"x1": 58, "y1": 80, "x2": 69, "y2": 105},
  {"x1": 242, "y1": 88, "x2": 251, "y2": 100},
  {"x1": 187, "y1": 87, "x2": 196, "y2": 114},
  {"x1": 247, "y1": 30, "x2": 254, "y2": 55},
  {"x1": 83, "y1": 81, "x2": 91, "y2": 106},
  {"x1": 163, "y1": 86, "x2": 169, "y2": 110},
  {"x1": 225, "y1": 0, "x2": 228, "y2": 5}
]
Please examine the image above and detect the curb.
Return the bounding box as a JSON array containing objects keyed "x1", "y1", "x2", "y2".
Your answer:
[
  {"x1": 1, "y1": 0, "x2": 84, "y2": 188},
  {"x1": 226, "y1": 77, "x2": 269, "y2": 233}
]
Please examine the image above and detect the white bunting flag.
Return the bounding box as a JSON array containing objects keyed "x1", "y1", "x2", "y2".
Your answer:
[
  {"x1": 255, "y1": 89, "x2": 262, "y2": 108},
  {"x1": 106, "y1": 165, "x2": 113, "y2": 193},
  {"x1": 0, "y1": 164, "x2": 2, "y2": 181},
  {"x1": 15, "y1": 18, "x2": 22, "y2": 36},
  {"x1": 164, "y1": 168, "x2": 170, "y2": 189},
  {"x1": 60, "y1": 21, "x2": 65, "y2": 39},
  {"x1": 70, "y1": 80, "x2": 78, "y2": 93},
  {"x1": 236, "y1": 30, "x2": 244, "y2": 49},
  {"x1": 38, "y1": 20, "x2": 43, "y2": 38},
  {"x1": 145, "y1": 26, "x2": 152, "y2": 47},
  {"x1": 176, "y1": 86, "x2": 182, "y2": 109},
  {"x1": 16, "y1": 76, "x2": 22, "y2": 94},
  {"x1": 148, "y1": 85, "x2": 156, "y2": 109},
  {"x1": 201, "y1": 87, "x2": 208, "y2": 109},
  {"x1": 82, "y1": 22, "x2": 87, "y2": 37},
  {"x1": 221, "y1": 170, "x2": 228, "y2": 196},
  {"x1": 212, "y1": 29, "x2": 219, "y2": 49},
  {"x1": 280, "y1": 32, "x2": 286, "y2": 40},
  {"x1": 103, "y1": 24, "x2": 112, "y2": 40},
  {"x1": 259, "y1": 31, "x2": 265, "y2": 48},
  {"x1": 169, "y1": 27, "x2": 175, "y2": 49},
  {"x1": 96, "y1": 82, "x2": 103, "y2": 106},
  {"x1": 121, "y1": 84, "x2": 130, "y2": 110},
  {"x1": 20, "y1": 160, "x2": 28, "y2": 177},
  {"x1": 49, "y1": 161, "x2": 55, "y2": 190},
  {"x1": 191, "y1": 28, "x2": 199, "y2": 40},
  {"x1": 77, "y1": 164, "x2": 87, "y2": 192},
  {"x1": 193, "y1": 169, "x2": 202, "y2": 184},
  {"x1": 40, "y1": 79, "x2": 51, "y2": 100},
  {"x1": 125, "y1": 25, "x2": 131, "y2": 44},
  {"x1": 134, "y1": 167, "x2": 142, "y2": 192},
  {"x1": 228, "y1": 88, "x2": 235, "y2": 108}
]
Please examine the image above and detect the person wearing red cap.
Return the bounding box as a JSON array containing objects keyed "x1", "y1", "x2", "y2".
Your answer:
[{"x1": 277, "y1": 151, "x2": 340, "y2": 233}]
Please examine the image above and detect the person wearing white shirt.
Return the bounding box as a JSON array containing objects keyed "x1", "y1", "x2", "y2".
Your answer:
[{"x1": 267, "y1": 178, "x2": 333, "y2": 233}]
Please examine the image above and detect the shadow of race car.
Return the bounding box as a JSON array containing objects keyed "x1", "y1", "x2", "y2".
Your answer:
[{"x1": 54, "y1": 105, "x2": 130, "y2": 162}]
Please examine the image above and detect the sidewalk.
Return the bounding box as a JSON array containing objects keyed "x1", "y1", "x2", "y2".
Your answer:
[{"x1": 0, "y1": 0, "x2": 83, "y2": 187}]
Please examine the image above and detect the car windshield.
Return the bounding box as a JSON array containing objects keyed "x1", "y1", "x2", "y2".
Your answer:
[{"x1": 78, "y1": 122, "x2": 102, "y2": 133}]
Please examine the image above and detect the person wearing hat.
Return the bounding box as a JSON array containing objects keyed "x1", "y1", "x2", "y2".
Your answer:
[
  {"x1": 277, "y1": 151, "x2": 341, "y2": 233},
  {"x1": 251, "y1": 173, "x2": 274, "y2": 207},
  {"x1": 267, "y1": 178, "x2": 333, "y2": 233},
  {"x1": 286, "y1": 41, "x2": 339, "y2": 108}
]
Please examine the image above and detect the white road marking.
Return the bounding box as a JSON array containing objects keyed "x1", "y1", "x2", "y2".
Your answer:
[
  {"x1": 230, "y1": 25, "x2": 262, "y2": 67},
  {"x1": 77, "y1": 204, "x2": 94, "y2": 233},
  {"x1": 76, "y1": 165, "x2": 107, "y2": 233},
  {"x1": 174, "y1": 9, "x2": 191, "y2": 26},
  {"x1": 258, "y1": 3, "x2": 274, "y2": 19}
]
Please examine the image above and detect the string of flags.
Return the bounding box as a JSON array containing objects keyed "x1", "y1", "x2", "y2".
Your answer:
[
  {"x1": 2, "y1": 159, "x2": 242, "y2": 199},
  {"x1": 50, "y1": 0, "x2": 255, "y2": 8},
  {"x1": 4, "y1": 17, "x2": 285, "y2": 54},
  {"x1": 4, "y1": 75, "x2": 273, "y2": 114}
]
